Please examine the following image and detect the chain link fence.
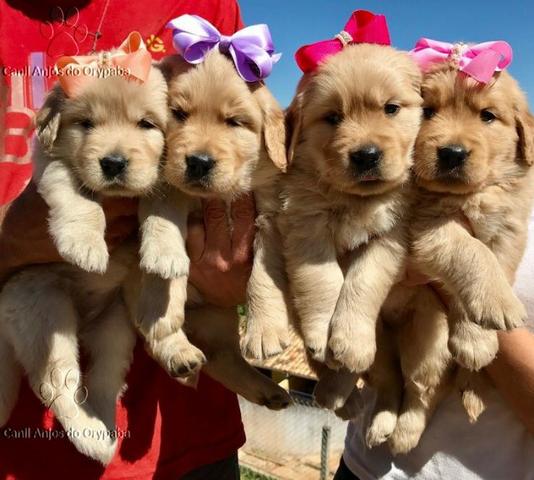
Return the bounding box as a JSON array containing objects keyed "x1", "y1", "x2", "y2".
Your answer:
[{"x1": 239, "y1": 390, "x2": 348, "y2": 480}]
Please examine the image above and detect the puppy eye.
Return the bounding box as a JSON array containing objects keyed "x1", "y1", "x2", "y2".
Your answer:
[
  {"x1": 480, "y1": 109, "x2": 496, "y2": 123},
  {"x1": 384, "y1": 104, "x2": 401, "y2": 116},
  {"x1": 225, "y1": 117, "x2": 243, "y2": 128},
  {"x1": 324, "y1": 112, "x2": 342, "y2": 126},
  {"x1": 137, "y1": 119, "x2": 156, "y2": 129},
  {"x1": 423, "y1": 107, "x2": 436, "y2": 120},
  {"x1": 79, "y1": 119, "x2": 94, "y2": 129},
  {"x1": 171, "y1": 107, "x2": 189, "y2": 122}
]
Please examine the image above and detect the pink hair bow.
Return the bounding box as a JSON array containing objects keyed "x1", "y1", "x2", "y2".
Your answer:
[
  {"x1": 410, "y1": 38, "x2": 513, "y2": 84},
  {"x1": 295, "y1": 10, "x2": 391, "y2": 73},
  {"x1": 56, "y1": 32, "x2": 153, "y2": 97}
]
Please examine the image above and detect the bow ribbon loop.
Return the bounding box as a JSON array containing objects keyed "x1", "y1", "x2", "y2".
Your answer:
[
  {"x1": 295, "y1": 10, "x2": 391, "y2": 74},
  {"x1": 56, "y1": 31, "x2": 152, "y2": 97},
  {"x1": 410, "y1": 38, "x2": 513, "y2": 83},
  {"x1": 166, "y1": 15, "x2": 281, "y2": 82}
]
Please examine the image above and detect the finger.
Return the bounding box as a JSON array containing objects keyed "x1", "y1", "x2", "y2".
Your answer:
[
  {"x1": 186, "y1": 209, "x2": 206, "y2": 262},
  {"x1": 231, "y1": 194, "x2": 256, "y2": 264},
  {"x1": 203, "y1": 199, "x2": 231, "y2": 260}
]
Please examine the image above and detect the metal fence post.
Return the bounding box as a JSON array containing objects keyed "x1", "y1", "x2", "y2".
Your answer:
[{"x1": 320, "y1": 425, "x2": 331, "y2": 480}]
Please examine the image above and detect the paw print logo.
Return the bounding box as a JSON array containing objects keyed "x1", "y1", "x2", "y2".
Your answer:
[
  {"x1": 39, "y1": 368, "x2": 89, "y2": 420},
  {"x1": 39, "y1": 6, "x2": 91, "y2": 59},
  {"x1": 146, "y1": 35, "x2": 166, "y2": 54}
]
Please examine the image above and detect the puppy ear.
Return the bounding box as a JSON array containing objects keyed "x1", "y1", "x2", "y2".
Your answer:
[
  {"x1": 156, "y1": 55, "x2": 190, "y2": 83},
  {"x1": 36, "y1": 85, "x2": 65, "y2": 151},
  {"x1": 285, "y1": 91, "x2": 304, "y2": 165},
  {"x1": 515, "y1": 109, "x2": 534, "y2": 166},
  {"x1": 253, "y1": 84, "x2": 287, "y2": 171}
]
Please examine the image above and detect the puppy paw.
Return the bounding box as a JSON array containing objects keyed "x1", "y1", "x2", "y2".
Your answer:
[
  {"x1": 66, "y1": 415, "x2": 117, "y2": 465},
  {"x1": 168, "y1": 344, "x2": 207, "y2": 378},
  {"x1": 55, "y1": 228, "x2": 109, "y2": 273},
  {"x1": 260, "y1": 386, "x2": 292, "y2": 411},
  {"x1": 464, "y1": 286, "x2": 526, "y2": 331},
  {"x1": 74, "y1": 434, "x2": 117, "y2": 466},
  {"x1": 314, "y1": 372, "x2": 356, "y2": 411},
  {"x1": 327, "y1": 326, "x2": 376, "y2": 373},
  {"x1": 335, "y1": 390, "x2": 363, "y2": 421},
  {"x1": 302, "y1": 325, "x2": 330, "y2": 363},
  {"x1": 388, "y1": 411, "x2": 426, "y2": 455},
  {"x1": 449, "y1": 324, "x2": 498, "y2": 371},
  {"x1": 140, "y1": 242, "x2": 190, "y2": 280},
  {"x1": 241, "y1": 322, "x2": 289, "y2": 360},
  {"x1": 366, "y1": 411, "x2": 398, "y2": 449}
]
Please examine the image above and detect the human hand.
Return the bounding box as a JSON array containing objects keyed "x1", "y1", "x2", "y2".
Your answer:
[
  {"x1": 0, "y1": 182, "x2": 138, "y2": 284},
  {"x1": 186, "y1": 194, "x2": 256, "y2": 307}
]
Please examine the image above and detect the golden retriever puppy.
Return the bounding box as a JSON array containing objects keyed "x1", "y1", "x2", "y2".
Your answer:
[
  {"x1": 30, "y1": 38, "x2": 199, "y2": 388},
  {"x1": 133, "y1": 50, "x2": 292, "y2": 409},
  {"x1": 367, "y1": 50, "x2": 534, "y2": 453},
  {"x1": 0, "y1": 58, "x2": 168, "y2": 464},
  {"x1": 411, "y1": 63, "x2": 534, "y2": 371},
  {"x1": 364, "y1": 52, "x2": 534, "y2": 456},
  {"x1": 35, "y1": 63, "x2": 167, "y2": 274},
  {"x1": 280, "y1": 44, "x2": 422, "y2": 385}
]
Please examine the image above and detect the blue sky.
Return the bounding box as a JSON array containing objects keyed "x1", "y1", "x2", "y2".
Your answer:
[{"x1": 240, "y1": 0, "x2": 534, "y2": 107}]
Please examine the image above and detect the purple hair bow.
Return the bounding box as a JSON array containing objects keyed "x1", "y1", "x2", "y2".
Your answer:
[{"x1": 166, "y1": 14, "x2": 281, "y2": 82}]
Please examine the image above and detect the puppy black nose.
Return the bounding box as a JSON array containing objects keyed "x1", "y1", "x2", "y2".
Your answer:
[
  {"x1": 349, "y1": 144, "x2": 383, "y2": 173},
  {"x1": 100, "y1": 154, "x2": 127, "y2": 179},
  {"x1": 186, "y1": 152, "x2": 215, "y2": 181},
  {"x1": 438, "y1": 144, "x2": 468, "y2": 171}
]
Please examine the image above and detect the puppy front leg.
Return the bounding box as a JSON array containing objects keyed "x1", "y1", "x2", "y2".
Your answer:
[
  {"x1": 186, "y1": 306, "x2": 292, "y2": 410},
  {"x1": 413, "y1": 219, "x2": 526, "y2": 331},
  {"x1": 139, "y1": 186, "x2": 190, "y2": 280},
  {"x1": 242, "y1": 209, "x2": 290, "y2": 360},
  {"x1": 328, "y1": 230, "x2": 406, "y2": 373},
  {"x1": 37, "y1": 160, "x2": 108, "y2": 273},
  {"x1": 284, "y1": 228, "x2": 343, "y2": 363}
]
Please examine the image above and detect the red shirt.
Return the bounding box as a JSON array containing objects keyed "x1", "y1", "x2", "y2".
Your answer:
[{"x1": 0, "y1": 1, "x2": 246, "y2": 478}]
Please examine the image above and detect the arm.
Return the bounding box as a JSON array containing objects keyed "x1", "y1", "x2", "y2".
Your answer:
[
  {"x1": 36, "y1": 158, "x2": 109, "y2": 273},
  {"x1": 328, "y1": 228, "x2": 406, "y2": 373},
  {"x1": 412, "y1": 218, "x2": 526, "y2": 331},
  {"x1": 242, "y1": 187, "x2": 290, "y2": 360},
  {"x1": 486, "y1": 328, "x2": 534, "y2": 435},
  {"x1": 280, "y1": 211, "x2": 344, "y2": 363},
  {"x1": 139, "y1": 185, "x2": 190, "y2": 280}
]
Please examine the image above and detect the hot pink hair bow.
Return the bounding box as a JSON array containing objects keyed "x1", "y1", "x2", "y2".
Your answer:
[
  {"x1": 295, "y1": 10, "x2": 391, "y2": 74},
  {"x1": 410, "y1": 38, "x2": 513, "y2": 84},
  {"x1": 56, "y1": 32, "x2": 153, "y2": 97}
]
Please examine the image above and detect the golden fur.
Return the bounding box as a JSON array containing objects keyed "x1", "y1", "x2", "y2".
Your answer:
[
  {"x1": 412, "y1": 65, "x2": 534, "y2": 368},
  {"x1": 134, "y1": 51, "x2": 292, "y2": 409},
  {"x1": 35, "y1": 71, "x2": 168, "y2": 273},
  {"x1": 0, "y1": 65, "x2": 168, "y2": 464},
  {"x1": 369, "y1": 62, "x2": 534, "y2": 455},
  {"x1": 257, "y1": 45, "x2": 423, "y2": 420}
]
